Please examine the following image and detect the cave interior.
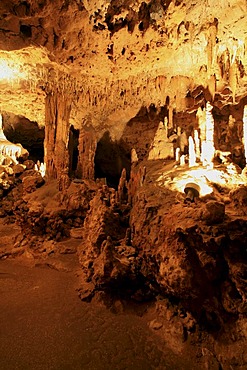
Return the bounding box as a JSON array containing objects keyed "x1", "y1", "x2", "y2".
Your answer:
[{"x1": 0, "y1": 1, "x2": 247, "y2": 369}]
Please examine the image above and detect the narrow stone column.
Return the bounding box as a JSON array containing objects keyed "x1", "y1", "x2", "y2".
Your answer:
[
  {"x1": 76, "y1": 127, "x2": 97, "y2": 180},
  {"x1": 44, "y1": 92, "x2": 71, "y2": 179}
]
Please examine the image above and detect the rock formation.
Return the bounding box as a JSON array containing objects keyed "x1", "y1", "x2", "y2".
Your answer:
[{"x1": 0, "y1": 1, "x2": 247, "y2": 369}]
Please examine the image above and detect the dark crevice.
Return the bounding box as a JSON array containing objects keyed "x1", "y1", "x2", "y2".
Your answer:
[
  {"x1": 68, "y1": 126, "x2": 79, "y2": 178},
  {"x1": 20, "y1": 24, "x2": 32, "y2": 38},
  {"x1": 94, "y1": 131, "x2": 131, "y2": 189}
]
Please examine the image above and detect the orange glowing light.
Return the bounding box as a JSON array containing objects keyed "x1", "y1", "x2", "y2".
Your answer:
[
  {"x1": 0, "y1": 59, "x2": 25, "y2": 81},
  {"x1": 157, "y1": 164, "x2": 246, "y2": 197}
]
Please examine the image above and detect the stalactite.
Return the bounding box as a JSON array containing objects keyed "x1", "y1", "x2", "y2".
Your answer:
[
  {"x1": 207, "y1": 19, "x2": 217, "y2": 74},
  {"x1": 229, "y1": 60, "x2": 237, "y2": 103},
  {"x1": 208, "y1": 74, "x2": 216, "y2": 100}
]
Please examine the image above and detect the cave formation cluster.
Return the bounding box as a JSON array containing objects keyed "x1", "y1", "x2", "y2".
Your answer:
[{"x1": 0, "y1": 1, "x2": 247, "y2": 369}]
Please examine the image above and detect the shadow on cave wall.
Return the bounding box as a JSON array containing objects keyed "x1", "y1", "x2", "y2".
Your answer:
[
  {"x1": 121, "y1": 104, "x2": 167, "y2": 161},
  {"x1": 94, "y1": 105, "x2": 167, "y2": 188},
  {"x1": 94, "y1": 131, "x2": 131, "y2": 189},
  {"x1": 2, "y1": 113, "x2": 45, "y2": 162}
]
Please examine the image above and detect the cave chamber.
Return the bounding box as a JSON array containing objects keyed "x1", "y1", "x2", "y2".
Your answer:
[{"x1": 0, "y1": 1, "x2": 247, "y2": 369}]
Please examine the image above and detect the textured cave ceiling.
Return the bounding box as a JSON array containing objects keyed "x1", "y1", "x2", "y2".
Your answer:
[{"x1": 0, "y1": 0, "x2": 247, "y2": 136}]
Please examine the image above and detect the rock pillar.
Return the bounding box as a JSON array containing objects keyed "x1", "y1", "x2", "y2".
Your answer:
[
  {"x1": 44, "y1": 92, "x2": 72, "y2": 179},
  {"x1": 76, "y1": 127, "x2": 97, "y2": 180}
]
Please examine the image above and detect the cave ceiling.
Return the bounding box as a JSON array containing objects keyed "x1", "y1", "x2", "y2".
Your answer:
[{"x1": 0, "y1": 0, "x2": 247, "y2": 135}]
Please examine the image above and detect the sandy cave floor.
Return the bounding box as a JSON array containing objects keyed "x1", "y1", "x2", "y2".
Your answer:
[{"x1": 0, "y1": 252, "x2": 201, "y2": 370}]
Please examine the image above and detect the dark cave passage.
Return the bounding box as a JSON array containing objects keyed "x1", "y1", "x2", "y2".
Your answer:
[
  {"x1": 2, "y1": 112, "x2": 45, "y2": 162},
  {"x1": 94, "y1": 131, "x2": 131, "y2": 189},
  {"x1": 68, "y1": 125, "x2": 79, "y2": 178}
]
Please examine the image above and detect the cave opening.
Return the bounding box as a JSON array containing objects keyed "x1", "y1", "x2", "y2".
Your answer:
[
  {"x1": 2, "y1": 112, "x2": 45, "y2": 162},
  {"x1": 94, "y1": 131, "x2": 131, "y2": 189},
  {"x1": 68, "y1": 125, "x2": 79, "y2": 178}
]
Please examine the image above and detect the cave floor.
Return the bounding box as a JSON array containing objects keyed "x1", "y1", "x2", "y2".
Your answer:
[
  {"x1": 0, "y1": 253, "x2": 204, "y2": 370},
  {"x1": 0, "y1": 158, "x2": 246, "y2": 370}
]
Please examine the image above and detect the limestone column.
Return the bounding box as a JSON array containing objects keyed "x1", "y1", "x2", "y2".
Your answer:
[
  {"x1": 44, "y1": 92, "x2": 72, "y2": 179},
  {"x1": 76, "y1": 127, "x2": 97, "y2": 180}
]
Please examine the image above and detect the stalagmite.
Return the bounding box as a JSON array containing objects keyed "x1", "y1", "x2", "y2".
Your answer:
[
  {"x1": 117, "y1": 168, "x2": 128, "y2": 204},
  {"x1": 35, "y1": 161, "x2": 46, "y2": 177},
  {"x1": 194, "y1": 130, "x2": 200, "y2": 159},
  {"x1": 76, "y1": 128, "x2": 97, "y2": 180},
  {"x1": 180, "y1": 155, "x2": 185, "y2": 166},
  {"x1": 131, "y1": 148, "x2": 138, "y2": 163},
  {"x1": 201, "y1": 102, "x2": 215, "y2": 168},
  {"x1": 188, "y1": 136, "x2": 196, "y2": 167},
  {"x1": 175, "y1": 147, "x2": 180, "y2": 162}
]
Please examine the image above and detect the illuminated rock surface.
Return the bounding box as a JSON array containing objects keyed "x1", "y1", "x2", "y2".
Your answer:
[{"x1": 0, "y1": 1, "x2": 247, "y2": 369}]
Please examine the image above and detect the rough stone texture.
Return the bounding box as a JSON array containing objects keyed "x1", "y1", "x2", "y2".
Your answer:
[
  {"x1": 201, "y1": 200, "x2": 225, "y2": 224},
  {"x1": 0, "y1": 0, "x2": 247, "y2": 132},
  {"x1": 13, "y1": 179, "x2": 97, "y2": 246},
  {"x1": 129, "y1": 160, "x2": 247, "y2": 324},
  {"x1": 44, "y1": 93, "x2": 72, "y2": 179},
  {"x1": 75, "y1": 127, "x2": 97, "y2": 180},
  {"x1": 78, "y1": 186, "x2": 134, "y2": 292},
  {"x1": 229, "y1": 185, "x2": 247, "y2": 215},
  {"x1": 21, "y1": 170, "x2": 45, "y2": 193},
  {"x1": 0, "y1": 1, "x2": 247, "y2": 369}
]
